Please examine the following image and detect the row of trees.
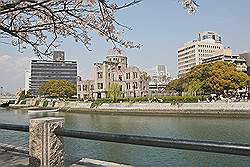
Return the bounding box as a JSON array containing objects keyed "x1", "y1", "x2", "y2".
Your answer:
[{"x1": 166, "y1": 62, "x2": 249, "y2": 94}]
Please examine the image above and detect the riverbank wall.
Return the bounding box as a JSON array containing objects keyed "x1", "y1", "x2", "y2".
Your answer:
[
  {"x1": 8, "y1": 99, "x2": 250, "y2": 117},
  {"x1": 60, "y1": 101, "x2": 249, "y2": 111},
  {"x1": 56, "y1": 101, "x2": 250, "y2": 117}
]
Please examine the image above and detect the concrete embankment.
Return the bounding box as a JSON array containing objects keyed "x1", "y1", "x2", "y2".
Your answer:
[
  {"x1": 59, "y1": 101, "x2": 250, "y2": 118},
  {"x1": 8, "y1": 99, "x2": 250, "y2": 117}
]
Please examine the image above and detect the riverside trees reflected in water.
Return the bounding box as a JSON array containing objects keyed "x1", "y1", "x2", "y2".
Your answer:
[{"x1": 0, "y1": 108, "x2": 250, "y2": 166}]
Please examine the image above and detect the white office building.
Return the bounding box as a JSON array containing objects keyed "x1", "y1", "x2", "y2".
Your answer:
[
  {"x1": 24, "y1": 69, "x2": 31, "y2": 95},
  {"x1": 178, "y1": 31, "x2": 224, "y2": 77}
]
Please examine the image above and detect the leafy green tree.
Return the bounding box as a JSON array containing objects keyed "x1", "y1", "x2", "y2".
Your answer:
[
  {"x1": 166, "y1": 62, "x2": 249, "y2": 94},
  {"x1": 39, "y1": 80, "x2": 76, "y2": 98},
  {"x1": 16, "y1": 90, "x2": 26, "y2": 104},
  {"x1": 166, "y1": 77, "x2": 187, "y2": 94},
  {"x1": 107, "y1": 83, "x2": 121, "y2": 102},
  {"x1": 25, "y1": 90, "x2": 32, "y2": 98}
]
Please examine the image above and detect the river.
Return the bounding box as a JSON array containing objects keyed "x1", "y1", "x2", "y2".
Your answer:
[{"x1": 0, "y1": 107, "x2": 250, "y2": 166}]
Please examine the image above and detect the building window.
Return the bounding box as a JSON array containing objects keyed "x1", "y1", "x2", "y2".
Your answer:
[
  {"x1": 126, "y1": 73, "x2": 130, "y2": 79},
  {"x1": 97, "y1": 83, "x2": 103, "y2": 89},
  {"x1": 78, "y1": 85, "x2": 81, "y2": 91},
  {"x1": 126, "y1": 83, "x2": 130, "y2": 90},
  {"x1": 83, "y1": 85, "x2": 87, "y2": 91},
  {"x1": 119, "y1": 75, "x2": 122, "y2": 81},
  {"x1": 133, "y1": 82, "x2": 138, "y2": 89},
  {"x1": 97, "y1": 72, "x2": 103, "y2": 79},
  {"x1": 90, "y1": 85, "x2": 94, "y2": 90},
  {"x1": 133, "y1": 72, "x2": 138, "y2": 79}
]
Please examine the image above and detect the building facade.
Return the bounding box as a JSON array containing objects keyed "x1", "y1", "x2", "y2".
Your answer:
[
  {"x1": 30, "y1": 51, "x2": 77, "y2": 96},
  {"x1": 88, "y1": 48, "x2": 149, "y2": 99},
  {"x1": 24, "y1": 70, "x2": 31, "y2": 95},
  {"x1": 178, "y1": 31, "x2": 224, "y2": 77},
  {"x1": 239, "y1": 53, "x2": 250, "y2": 75},
  {"x1": 202, "y1": 48, "x2": 248, "y2": 72},
  {"x1": 148, "y1": 65, "x2": 171, "y2": 96},
  {"x1": 77, "y1": 76, "x2": 94, "y2": 100}
]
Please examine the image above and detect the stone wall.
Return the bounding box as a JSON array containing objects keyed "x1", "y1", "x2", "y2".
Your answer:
[
  {"x1": 65, "y1": 101, "x2": 250, "y2": 111},
  {"x1": 22, "y1": 98, "x2": 250, "y2": 112}
]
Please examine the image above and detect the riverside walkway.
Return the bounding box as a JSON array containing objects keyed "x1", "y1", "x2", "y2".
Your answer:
[
  {"x1": 0, "y1": 149, "x2": 132, "y2": 167},
  {"x1": 0, "y1": 149, "x2": 28, "y2": 167}
]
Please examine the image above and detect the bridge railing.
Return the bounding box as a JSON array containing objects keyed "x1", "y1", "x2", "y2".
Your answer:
[{"x1": 0, "y1": 117, "x2": 250, "y2": 166}]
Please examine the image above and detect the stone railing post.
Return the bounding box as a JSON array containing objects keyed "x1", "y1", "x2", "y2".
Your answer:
[{"x1": 29, "y1": 117, "x2": 64, "y2": 167}]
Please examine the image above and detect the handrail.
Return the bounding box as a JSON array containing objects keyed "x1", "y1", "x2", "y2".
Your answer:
[
  {"x1": 1, "y1": 123, "x2": 250, "y2": 156},
  {"x1": 0, "y1": 123, "x2": 29, "y2": 132},
  {"x1": 55, "y1": 128, "x2": 250, "y2": 156}
]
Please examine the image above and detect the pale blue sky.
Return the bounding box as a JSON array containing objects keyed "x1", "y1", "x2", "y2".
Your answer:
[{"x1": 1, "y1": 0, "x2": 250, "y2": 92}]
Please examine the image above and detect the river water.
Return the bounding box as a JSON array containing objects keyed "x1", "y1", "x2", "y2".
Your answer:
[{"x1": 0, "y1": 107, "x2": 250, "y2": 166}]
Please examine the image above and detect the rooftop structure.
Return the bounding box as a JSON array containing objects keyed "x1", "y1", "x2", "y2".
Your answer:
[
  {"x1": 198, "y1": 31, "x2": 222, "y2": 44},
  {"x1": 52, "y1": 51, "x2": 65, "y2": 61}
]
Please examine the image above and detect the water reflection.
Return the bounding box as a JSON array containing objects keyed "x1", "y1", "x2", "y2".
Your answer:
[{"x1": 1, "y1": 108, "x2": 250, "y2": 166}]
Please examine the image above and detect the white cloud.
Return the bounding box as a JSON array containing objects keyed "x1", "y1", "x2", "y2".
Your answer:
[
  {"x1": 0, "y1": 54, "x2": 12, "y2": 62},
  {"x1": 0, "y1": 54, "x2": 32, "y2": 93}
]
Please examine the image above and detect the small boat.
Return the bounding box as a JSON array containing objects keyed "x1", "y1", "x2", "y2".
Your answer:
[{"x1": 28, "y1": 108, "x2": 60, "y2": 114}]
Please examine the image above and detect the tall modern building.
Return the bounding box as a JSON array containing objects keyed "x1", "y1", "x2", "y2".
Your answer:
[
  {"x1": 24, "y1": 69, "x2": 31, "y2": 95},
  {"x1": 30, "y1": 51, "x2": 77, "y2": 96},
  {"x1": 147, "y1": 65, "x2": 171, "y2": 96},
  {"x1": 178, "y1": 31, "x2": 224, "y2": 77}
]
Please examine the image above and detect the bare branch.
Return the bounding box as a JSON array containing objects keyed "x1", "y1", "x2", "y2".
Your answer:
[{"x1": 0, "y1": 0, "x2": 143, "y2": 58}]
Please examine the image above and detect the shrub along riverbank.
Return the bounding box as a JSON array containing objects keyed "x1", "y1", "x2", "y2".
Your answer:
[{"x1": 90, "y1": 96, "x2": 206, "y2": 108}]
